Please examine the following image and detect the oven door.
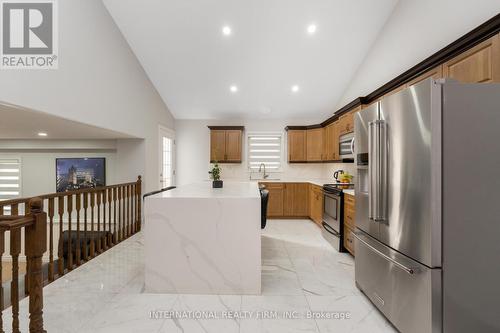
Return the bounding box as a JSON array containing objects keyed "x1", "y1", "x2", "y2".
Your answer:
[{"x1": 323, "y1": 192, "x2": 340, "y2": 233}]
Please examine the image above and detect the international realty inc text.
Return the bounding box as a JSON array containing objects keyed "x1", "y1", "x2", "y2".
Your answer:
[{"x1": 149, "y1": 310, "x2": 351, "y2": 320}]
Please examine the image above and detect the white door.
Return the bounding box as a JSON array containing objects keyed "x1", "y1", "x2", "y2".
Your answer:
[{"x1": 159, "y1": 126, "x2": 175, "y2": 188}]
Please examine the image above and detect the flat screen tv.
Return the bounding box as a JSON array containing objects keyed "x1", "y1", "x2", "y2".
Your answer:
[{"x1": 56, "y1": 158, "x2": 106, "y2": 192}]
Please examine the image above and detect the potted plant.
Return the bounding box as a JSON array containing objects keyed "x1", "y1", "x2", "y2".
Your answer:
[{"x1": 209, "y1": 162, "x2": 223, "y2": 188}]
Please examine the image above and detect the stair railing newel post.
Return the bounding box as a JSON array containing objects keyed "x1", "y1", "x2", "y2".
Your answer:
[
  {"x1": 25, "y1": 198, "x2": 47, "y2": 333},
  {"x1": 137, "y1": 176, "x2": 142, "y2": 232}
]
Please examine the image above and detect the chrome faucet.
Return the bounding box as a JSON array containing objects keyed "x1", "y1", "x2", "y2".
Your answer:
[{"x1": 258, "y1": 163, "x2": 269, "y2": 179}]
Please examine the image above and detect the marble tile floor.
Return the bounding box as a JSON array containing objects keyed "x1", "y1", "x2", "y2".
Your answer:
[{"x1": 3, "y1": 219, "x2": 397, "y2": 333}]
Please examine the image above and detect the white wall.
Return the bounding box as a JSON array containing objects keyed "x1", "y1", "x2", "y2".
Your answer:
[
  {"x1": 0, "y1": 139, "x2": 119, "y2": 197},
  {"x1": 175, "y1": 119, "x2": 354, "y2": 185},
  {"x1": 338, "y1": 0, "x2": 500, "y2": 106},
  {"x1": 0, "y1": 0, "x2": 175, "y2": 192}
]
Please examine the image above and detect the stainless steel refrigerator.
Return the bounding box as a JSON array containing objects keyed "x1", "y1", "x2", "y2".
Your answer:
[{"x1": 354, "y1": 78, "x2": 500, "y2": 333}]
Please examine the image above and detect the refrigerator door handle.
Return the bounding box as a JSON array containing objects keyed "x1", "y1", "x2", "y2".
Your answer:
[
  {"x1": 353, "y1": 232, "x2": 417, "y2": 275},
  {"x1": 368, "y1": 121, "x2": 376, "y2": 220},
  {"x1": 376, "y1": 120, "x2": 388, "y2": 222}
]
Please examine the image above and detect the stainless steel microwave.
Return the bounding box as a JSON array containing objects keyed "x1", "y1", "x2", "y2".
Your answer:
[{"x1": 339, "y1": 132, "x2": 354, "y2": 159}]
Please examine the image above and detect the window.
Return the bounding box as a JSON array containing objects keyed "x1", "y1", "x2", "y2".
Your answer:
[
  {"x1": 0, "y1": 157, "x2": 21, "y2": 214},
  {"x1": 161, "y1": 137, "x2": 173, "y2": 187},
  {"x1": 247, "y1": 133, "x2": 283, "y2": 171}
]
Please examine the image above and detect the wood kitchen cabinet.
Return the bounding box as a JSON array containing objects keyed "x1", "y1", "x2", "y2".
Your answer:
[
  {"x1": 263, "y1": 183, "x2": 284, "y2": 217},
  {"x1": 284, "y1": 183, "x2": 309, "y2": 217},
  {"x1": 260, "y1": 182, "x2": 308, "y2": 218},
  {"x1": 208, "y1": 126, "x2": 243, "y2": 163},
  {"x1": 287, "y1": 130, "x2": 307, "y2": 162},
  {"x1": 324, "y1": 122, "x2": 339, "y2": 161},
  {"x1": 406, "y1": 65, "x2": 444, "y2": 87},
  {"x1": 443, "y1": 34, "x2": 500, "y2": 83},
  {"x1": 343, "y1": 193, "x2": 355, "y2": 256},
  {"x1": 309, "y1": 184, "x2": 324, "y2": 226},
  {"x1": 338, "y1": 107, "x2": 360, "y2": 136},
  {"x1": 306, "y1": 128, "x2": 324, "y2": 161},
  {"x1": 343, "y1": 226, "x2": 355, "y2": 256}
]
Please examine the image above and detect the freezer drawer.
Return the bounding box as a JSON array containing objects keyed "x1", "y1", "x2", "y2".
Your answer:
[{"x1": 354, "y1": 231, "x2": 442, "y2": 333}]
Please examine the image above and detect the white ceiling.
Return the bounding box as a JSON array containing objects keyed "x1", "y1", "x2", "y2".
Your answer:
[
  {"x1": 0, "y1": 103, "x2": 135, "y2": 139},
  {"x1": 103, "y1": 0, "x2": 398, "y2": 120}
]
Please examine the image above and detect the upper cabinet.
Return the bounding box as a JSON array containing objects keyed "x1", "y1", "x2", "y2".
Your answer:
[
  {"x1": 443, "y1": 34, "x2": 500, "y2": 83},
  {"x1": 407, "y1": 66, "x2": 443, "y2": 87},
  {"x1": 287, "y1": 129, "x2": 306, "y2": 162},
  {"x1": 306, "y1": 128, "x2": 324, "y2": 161},
  {"x1": 324, "y1": 122, "x2": 339, "y2": 161},
  {"x1": 208, "y1": 126, "x2": 244, "y2": 163},
  {"x1": 338, "y1": 106, "x2": 360, "y2": 135},
  {"x1": 285, "y1": 20, "x2": 500, "y2": 165}
]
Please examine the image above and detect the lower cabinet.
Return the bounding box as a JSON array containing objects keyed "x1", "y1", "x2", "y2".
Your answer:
[
  {"x1": 309, "y1": 184, "x2": 323, "y2": 226},
  {"x1": 343, "y1": 193, "x2": 355, "y2": 256},
  {"x1": 343, "y1": 226, "x2": 355, "y2": 256},
  {"x1": 264, "y1": 183, "x2": 284, "y2": 217},
  {"x1": 260, "y1": 182, "x2": 309, "y2": 218},
  {"x1": 284, "y1": 183, "x2": 309, "y2": 217}
]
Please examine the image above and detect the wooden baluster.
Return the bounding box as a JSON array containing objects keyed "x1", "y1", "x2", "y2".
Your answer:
[
  {"x1": 0, "y1": 229, "x2": 4, "y2": 333},
  {"x1": 25, "y1": 200, "x2": 31, "y2": 215},
  {"x1": 83, "y1": 193, "x2": 88, "y2": 261},
  {"x1": 96, "y1": 191, "x2": 101, "y2": 253},
  {"x1": 131, "y1": 184, "x2": 135, "y2": 235},
  {"x1": 125, "y1": 185, "x2": 130, "y2": 238},
  {"x1": 137, "y1": 176, "x2": 142, "y2": 231},
  {"x1": 48, "y1": 198, "x2": 55, "y2": 281},
  {"x1": 26, "y1": 198, "x2": 47, "y2": 333},
  {"x1": 113, "y1": 188, "x2": 118, "y2": 244},
  {"x1": 108, "y1": 188, "x2": 113, "y2": 247},
  {"x1": 123, "y1": 186, "x2": 127, "y2": 239},
  {"x1": 128, "y1": 185, "x2": 134, "y2": 236},
  {"x1": 75, "y1": 193, "x2": 81, "y2": 266},
  {"x1": 0, "y1": 205, "x2": 3, "y2": 215},
  {"x1": 102, "y1": 189, "x2": 107, "y2": 250},
  {"x1": 118, "y1": 187, "x2": 122, "y2": 242},
  {"x1": 67, "y1": 194, "x2": 73, "y2": 270},
  {"x1": 90, "y1": 192, "x2": 95, "y2": 258},
  {"x1": 57, "y1": 196, "x2": 64, "y2": 276},
  {"x1": 10, "y1": 228, "x2": 21, "y2": 333},
  {"x1": 11, "y1": 203, "x2": 18, "y2": 216}
]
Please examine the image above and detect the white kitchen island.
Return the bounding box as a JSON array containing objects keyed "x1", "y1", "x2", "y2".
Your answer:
[{"x1": 144, "y1": 181, "x2": 261, "y2": 295}]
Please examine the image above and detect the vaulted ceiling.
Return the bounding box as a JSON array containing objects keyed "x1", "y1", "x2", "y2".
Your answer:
[{"x1": 103, "y1": 0, "x2": 398, "y2": 120}]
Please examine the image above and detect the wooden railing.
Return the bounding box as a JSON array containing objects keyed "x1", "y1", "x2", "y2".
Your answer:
[
  {"x1": 0, "y1": 198, "x2": 46, "y2": 333},
  {"x1": 0, "y1": 176, "x2": 142, "y2": 330}
]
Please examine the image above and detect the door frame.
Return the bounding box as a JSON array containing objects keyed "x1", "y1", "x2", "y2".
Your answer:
[{"x1": 158, "y1": 125, "x2": 176, "y2": 188}]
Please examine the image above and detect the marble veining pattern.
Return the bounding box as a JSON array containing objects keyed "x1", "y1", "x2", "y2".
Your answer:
[{"x1": 3, "y1": 220, "x2": 396, "y2": 332}]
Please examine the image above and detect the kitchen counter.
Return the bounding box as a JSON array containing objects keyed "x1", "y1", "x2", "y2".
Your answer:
[
  {"x1": 144, "y1": 181, "x2": 261, "y2": 295},
  {"x1": 260, "y1": 179, "x2": 355, "y2": 195},
  {"x1": 258, "y1": 178, "x2": 334, "y2": 187}
]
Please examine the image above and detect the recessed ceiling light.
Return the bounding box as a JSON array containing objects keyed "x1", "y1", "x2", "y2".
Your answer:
[
  {"x1": 38, "y1": 132, "x2": 48, "y2": 137},
  {"x1": 222, "y1": 26, "x2": 232, "y2": 36},
  {"x1": 291, "y1": 85, "x2": 300, "y2": 93},
  {"x1": 230, "y1": 85, "x2": 238, "y2": 93},
  {"x1": 307, "y1": 24, "x2": 317, "y2": 35}
]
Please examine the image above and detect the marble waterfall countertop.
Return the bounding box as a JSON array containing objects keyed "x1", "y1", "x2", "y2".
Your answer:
[
  {"x1": 144, "y1": 181, "x2": 261, "y2": 295},
  {"x1": 148, "y1": 181, "x2": 261, "y2": 199}
]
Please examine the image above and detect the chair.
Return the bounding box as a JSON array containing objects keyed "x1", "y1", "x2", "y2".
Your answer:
[{"x1": 260, "y1": 189, "x2": 269, "y2": 229}]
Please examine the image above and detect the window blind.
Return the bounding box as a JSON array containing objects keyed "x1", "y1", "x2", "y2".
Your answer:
[
  {"x1": 247, "y1": 134, "x2": 282, "y2": 171},
  {"x1": 0, "y1": 158, "x2": 21, "y2": 213}
]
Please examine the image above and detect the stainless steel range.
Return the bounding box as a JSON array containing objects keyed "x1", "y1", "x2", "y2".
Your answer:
[{"x1": 321, "y1": 183, "x2": 353, "y2": 252}]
